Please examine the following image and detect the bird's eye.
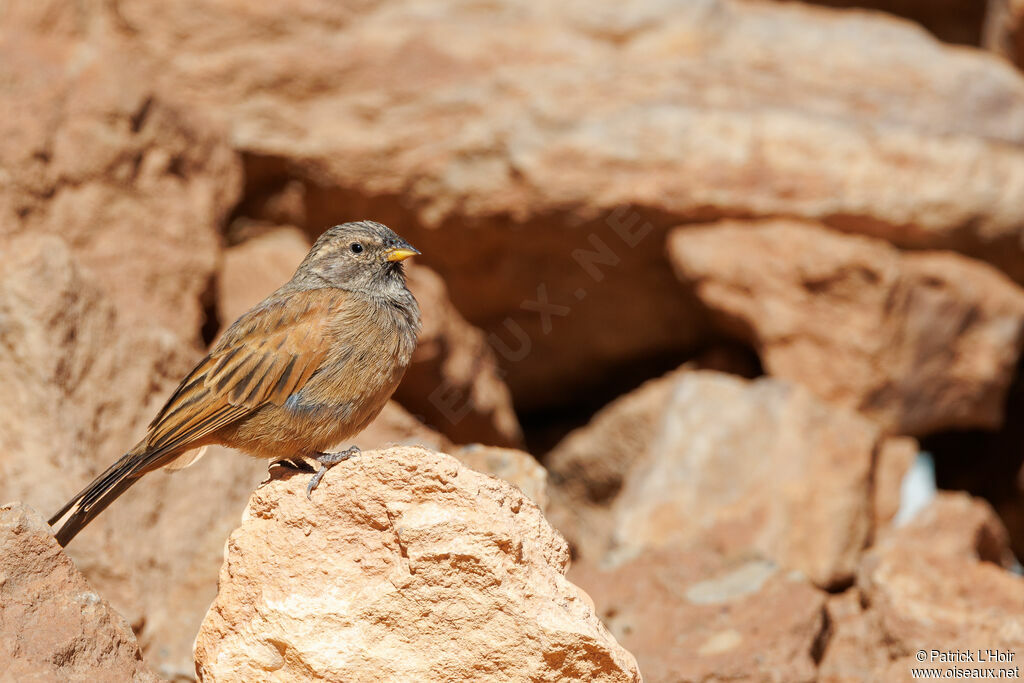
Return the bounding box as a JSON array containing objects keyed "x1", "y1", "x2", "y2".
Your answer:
[{"x1": 350, "y1": 243, "x2": 363, "y2": 254}]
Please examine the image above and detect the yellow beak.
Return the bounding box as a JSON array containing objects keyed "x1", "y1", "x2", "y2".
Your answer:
[{"x1": 385, "y1": 247, "x2": 420, "y2": 262}]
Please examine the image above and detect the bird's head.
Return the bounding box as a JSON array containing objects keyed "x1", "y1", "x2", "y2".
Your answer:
[{"x1": 294, "y1": 220, "x2": 420, "y2": 296}]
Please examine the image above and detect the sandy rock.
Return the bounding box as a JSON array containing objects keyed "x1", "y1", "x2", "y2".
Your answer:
[
  {"x1": 820, "y1": 493, "x2": 1024, "y2": 680},
  {"x1": 572, "y1": 547, "x2": 826, "y2": 683},
  {"x1": 609, "y1": 372, "x2": 876, "y2": 589},
  {"x1": 453, "y1": 444, "x2": 548, "y2": 510},
  {"x1": 670, "y1": 220, "x2": 1024, "y2": 435},
  {"x1": 0, "y1": 13, "x2": 240, "y2": 337},
  {"x1": 194, "y1": 447, "x2": 639, "y2": 682},
  {"x1": 0, "y1": 503, "x2": 157, "y2": 682},
  {"x1": 72, "y1": 0, "x2": 1024, "y2": 412},
  {"x1": 218, "y1": 228, "x2": 522, "y2": 447}
]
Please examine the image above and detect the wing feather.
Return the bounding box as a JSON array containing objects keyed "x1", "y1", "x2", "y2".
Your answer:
[{"x1": 139, "y1": 288, "x2": 344, "y2": 469}]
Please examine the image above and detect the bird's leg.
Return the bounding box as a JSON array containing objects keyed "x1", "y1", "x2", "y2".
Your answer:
[{"x1": 306, "y1": 446, "x2": 361, "y2": 498}]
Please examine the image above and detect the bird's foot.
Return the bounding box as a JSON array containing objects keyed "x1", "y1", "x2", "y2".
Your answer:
[{"x1": 306, "y1": 446, "x2": 361, "y2": 498}]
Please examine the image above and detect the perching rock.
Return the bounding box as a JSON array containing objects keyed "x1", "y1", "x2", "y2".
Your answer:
[
  {"x1": 453, "y1": 444, "x2": 548, "y2": 511},
  {"x1": 194, "y1": 447, "x2": 640, "y2": 682},
  {"x1": 0, "y1": 503, "x2": 156, "y2": 682},
  {"x1": 670, "y1": 220, "x2": 1024, "y2": 435}
]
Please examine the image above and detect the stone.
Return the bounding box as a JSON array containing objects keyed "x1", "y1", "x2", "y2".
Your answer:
[
  {"x1": 669, "y1": 220, "x2": 1024, "y2": 435},
  {"x1": 610, "y1": 371, "x2": 876, "y2": 589},
  {"x1": 217, "y1": 225, "x2": 312, "y2": 326},
  {"x1": 0, "y1": 13, "x2": 241, "y2": 337},
  {"x1": 984, "y1": 0, "x2": 1024, "y2": 68},
  {"x1": 784, "y1": 0, "x2": 986, "y2": 45},
  {"x1": 453, "y1": 444, "x2": 548, "y2": 510},
  {"x1": 397, "y1": 265, "x2": 523, "y2": 448},
  {"x1": 357, "y1": 400, "x2": 453, "y2": 453},
  {"x1": 571, "y1": 547, "x2": 827, "y2": 683},
  {"x1": 0, "y1": 233, "x2": 266, "y2": 679},
  {"x1": 0, "y1": 502, "x2": 157, "y2": 682},
  {"x1": 820, "y1": 493, "x2": 1024, "y2": 680},
  {"x1": 872, "y1": 436, "x2": 919, "y2": 532},
  {"x1": 217, "y1": 227, "x2": 522, "y2": 447},
  {"x1": 194, "y1": 447, "x2": 640, "y2": 682},
  {"x1": 545, "y1": 366, "x2": 688, "y2": 560},
  {"x1": 77, "y1": 0, "x2": 1024, "y2": 413}
]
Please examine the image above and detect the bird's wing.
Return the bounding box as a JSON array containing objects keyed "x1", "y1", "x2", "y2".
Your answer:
[{"x1": 140, "y1": 288, "x2": 345, "y2": 467}]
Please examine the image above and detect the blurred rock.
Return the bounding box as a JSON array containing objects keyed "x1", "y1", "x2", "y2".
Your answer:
[
  {"x1": 217, "y1": 225, "x2": 311, "y2": 325},
  {"x1": 218, "y1": 227, "x2": 522, "y2": 447},
  {"x1": 820, "y1": 493, "x2": 1024, "y2": 680},
  {"x1": 572, "y1": 548, "x2": 826, "y2": 683},
  {"x1": 194, "y1": 447, "x2": 640, "y2": 682},
  {"x1": 0, "y1": 503, "x2": 156, "y2": 682},
  {"x1": 453, "y1": 444, "x2": 548, "y2": 510},
  {"x1": 610, "y1": 372, "x2": 875, "y2": 588},
  {"x1": 781, "y1": 0, "x2": 985, "y2": 45},
  {"x1": 872, "y1": 436, "x2": 919, "y2": 532},
  {"x1": 0, "y1": 13, "x2": 240, "y2": 338},
  {"x1": 985, "y1": 0, "x2": 1024, "y2": 68},
  {"x1": 76, "y1": 0, "x2": 1024, "y2": 413},
  {"x1": 398, "y1": 265, "x2": 523, "y2": 447},
  {"x1": 670, "y1": 220, "x2": 1024, "y2": 436},
  {"x1": 545, "y1": 367, "x2": 688, "y2": 560},
  {"x1": 0, "y1": 233, "x2": 264, "y2": 679}
]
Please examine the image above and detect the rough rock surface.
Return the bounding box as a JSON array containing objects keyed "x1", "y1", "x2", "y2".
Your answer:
[
  {"x1": 572, "y1": 548, "x2": 826, "y2": 683},
  {"x1": 670, "y1": 220, "x2": 1024, "y2": 435},
  {"x1": 218, "y1": 227, "x2": 522, "y2": 447},
  {"x1": 0, "y1": 503, "x2": 157, "y2": 682},
  {"x1": 194, "y1": 447, "x2": 640, "y2": 682},
  {"x1": 453, "y1": 444, "x2": 548, "y2": 511},
  {"x1": 0, "y1": 12, "x2": 240, "y2": 336},
  {"x1": 820, "y1": 493, "x2": 1024, "y2": 680},
  {"x1": 73, "y1": 0, "x2": 1024, "y2": 412}
]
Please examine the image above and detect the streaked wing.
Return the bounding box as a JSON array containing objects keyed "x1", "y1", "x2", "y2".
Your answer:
[{"x1": 138, "y1": 288, "x2": 345, "y2": 469}]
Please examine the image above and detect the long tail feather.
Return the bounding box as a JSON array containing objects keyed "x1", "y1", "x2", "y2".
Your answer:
[{"x1": 48, "y1": 450, "x2": 150, "y2": 547}]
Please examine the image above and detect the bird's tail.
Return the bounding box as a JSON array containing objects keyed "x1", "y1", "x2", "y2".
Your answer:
[{"x1": 48, "y1": 447, "x2": 151, "y2": 547}]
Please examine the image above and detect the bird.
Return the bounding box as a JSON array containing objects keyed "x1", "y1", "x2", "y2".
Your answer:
[{"x1": 49, "y1": 220, "x2": 422, "y2": 547}]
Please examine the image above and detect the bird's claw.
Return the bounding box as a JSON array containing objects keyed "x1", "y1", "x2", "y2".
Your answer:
[{"x1": 305, "y1": 446, "x2": 361, "y2": 499}]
